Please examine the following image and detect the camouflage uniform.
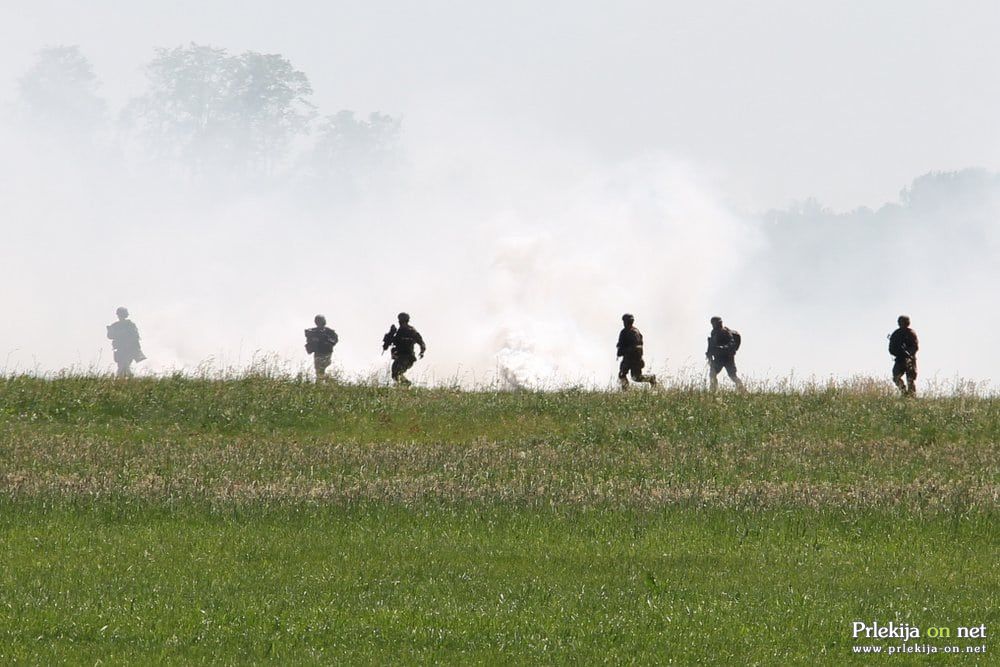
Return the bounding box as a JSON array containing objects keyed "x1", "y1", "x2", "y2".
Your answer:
[
  {"x1": 384, "y1": 323, "x2": 426, "y2": 384},
  {"x1": 617, "y1": 325, "x2": 656, "y2": 389},
  {"x1": 107, "y1": 317, "x2": 145, "y2": 378},
  {"x1": 706, "y1": 324, "x2": 745, "y2": 392},
  {"x1": 888, "y1": 325, "x2": 918, "y2": 396},
  {"x1": 305, "y1": 326, "x2": 339, "y2": 379}
]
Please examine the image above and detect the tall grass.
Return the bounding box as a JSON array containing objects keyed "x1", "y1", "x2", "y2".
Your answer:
[
  {"x1": 1, "y1": 375, "x2": 996, "y2": 663},
  {"x1": 2, "y1": 376, "x2": 996, "y2": 511}
]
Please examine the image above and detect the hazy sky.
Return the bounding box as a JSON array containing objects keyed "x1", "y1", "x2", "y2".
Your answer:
[{"x1": 3, "y1": 0, "x2": 999, "y2": 211}]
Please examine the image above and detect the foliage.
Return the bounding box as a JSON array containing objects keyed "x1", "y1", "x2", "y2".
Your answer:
[
  {"x1": 306, "y1": 110, "x2": 402, "y2": 185},
  {"x1": 15, "y1": 43, "x2": 402, "y2": 190},
  {"x1": 17, "y1": 45, "x2": 106, "y2": 134},
  {"x1": 123, "y1": 43, "x2": 315, "y2": 174}
]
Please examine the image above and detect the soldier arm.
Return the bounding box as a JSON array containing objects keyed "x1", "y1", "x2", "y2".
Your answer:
[
  {"x1": 718, "y1": 330, "x2": 734, "y2": 352},
  {"x1": 329, "y1": 329, "x2": 339, "y2": 347},
  {"x1": 415, "y1": 330, "x2": 426, "y2": 355},
  {"x1": 616, "y1": 330, "x2": 627, "y2": 357}
]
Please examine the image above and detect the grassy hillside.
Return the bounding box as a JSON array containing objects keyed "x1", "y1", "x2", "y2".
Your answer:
[
  {"x1": 1, "y1": 377, "x2": 997, "y2": 663},
  {"x1": 3, "y1": 376, "x2": 996, "y2": 509}
]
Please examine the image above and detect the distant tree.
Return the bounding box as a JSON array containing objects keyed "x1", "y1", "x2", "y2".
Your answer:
[
  {"x1": 123, "y1": 43, "x2": 314, "y2": 175},
  {"x1": 756, "y1": 169, "x2": 1000, "y2": 303},
  {"x1": 18, "y1": 46, "x2": 106, "y2": 135},
  {"x1": 305, "y1": 110, "x2": 401, "y2": 190},
  {"x1": 230, "y1": 52, "x2": 315, "y2": 173},
  {"x1": 123, "y1": 43, "x2": 232, "y2": 165},
  {"x1": 900, "y1": 169, "x2": 1000, "y2": 211}
]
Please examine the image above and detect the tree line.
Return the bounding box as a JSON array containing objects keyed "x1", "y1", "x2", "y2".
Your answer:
[{"x1": 15, "y1": 44, "x2": 400, "y2": 188}]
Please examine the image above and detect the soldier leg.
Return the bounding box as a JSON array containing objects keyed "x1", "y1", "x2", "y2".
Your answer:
[
  {"x1": 892, "y1": 359, "x2": 908, "y2": 395},
  {"x1": 629, "y1": 367, "x2": 656, "y2": 387},
  {"x1": 624, "y1": 353, "x2": 655, "y2": 388},
  {"x1": 905, "y1": 360, "x2": 917, "y2": 396},
  {"x1": 113, "y1": 350, "x2": 131, "y2": 379},
  {"x1": 618, "y1": 359, "x2": 631, "y2": 391},
  {"x1": 725, "y1": 359, "x2": 745, "y2": 392},
  {"x1": 399, "y1": 356, "x2": 415, "y2": 385},
  {"x1": 392, "y1": 356, "x2": 415, "y2": 385},
  {"x1": 314, "y1": 353, "x2": 332, "y2": 381},
  {"x1": 709, "y1": 360, "x2": 721, "y2": 392}
]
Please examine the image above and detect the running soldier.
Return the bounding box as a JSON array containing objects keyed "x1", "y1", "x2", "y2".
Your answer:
[
  {"x1": 888, "y1": 315, "x2": 919, "y2": 396},
  {"x1": 382, "y1": 312, "x2": 426, "y2": 385},
  {"x1": 706, "y1": 316, "x2": 745, "y2": 392},
  {"x1": 106, "y1": 306, "x2": 146, "y2": 378},
  {"x1": 304, "y1": 315, "x2": 339, "y2": 381},
  {"x1": 616, "y1": 313, "x2": 657, "y2": 390}
]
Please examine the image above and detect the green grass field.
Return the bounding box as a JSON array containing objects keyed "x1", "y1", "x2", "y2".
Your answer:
[{"x1": 1, "y1": 377, "x2": 997, "y2": 664}]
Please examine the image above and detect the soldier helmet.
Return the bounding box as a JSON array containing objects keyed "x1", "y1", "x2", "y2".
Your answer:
[
  {"x1": 315, "y1": 314, "x2": 326, "y2": 326},
  {"x1": 710, "y1": 316, "x2": 722, "y2": 325},
  {"x1": 898, "y1": 315, "x2": 910, "y2": 327},
  {"x1": 622, "y1": 313, "x2": 634, "y2": 324},
  {"x1": 116, "y1": 306, "x2": 129, "y2": 318},
  {"x1": 398, "y1": 312, "x2": 410, "y2": 324}
]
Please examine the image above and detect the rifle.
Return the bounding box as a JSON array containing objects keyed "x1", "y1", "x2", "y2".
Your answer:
[{"x1": 381, "y1": 324, "x2": 397, "y2": 354}]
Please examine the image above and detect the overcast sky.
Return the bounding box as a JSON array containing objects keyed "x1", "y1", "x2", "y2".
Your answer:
[{"x1": 3, "y1": 0, "x2": 999, "y2": 212}]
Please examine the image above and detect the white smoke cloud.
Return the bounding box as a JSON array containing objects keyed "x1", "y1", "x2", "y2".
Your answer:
[
  {"x1": 0, "y1": 105, "x2": 758, "y2": 387},
  {"x1": 2, "y1": 70, "x2": 997, "y2": 391}
]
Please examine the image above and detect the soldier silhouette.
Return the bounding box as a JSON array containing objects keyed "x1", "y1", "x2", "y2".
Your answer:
[
  {"x1": 888, "y1": 315, "x2": 919, "y2": 396},
  {"x1": 616, "y1": 313, "x2": 657, "y2": 390},
  {"x1": 382, "y1": 312, "x2": 426, "y2": 385},
  {"x1": 304, "y1": 314, "x2": 339, "y2": 381},
  {"x1": 106, "y1": 306, "x2": 145, "y2": 378},
  {"x1": 706, "y1": 316, "x2": 745, "y2": 392}
]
